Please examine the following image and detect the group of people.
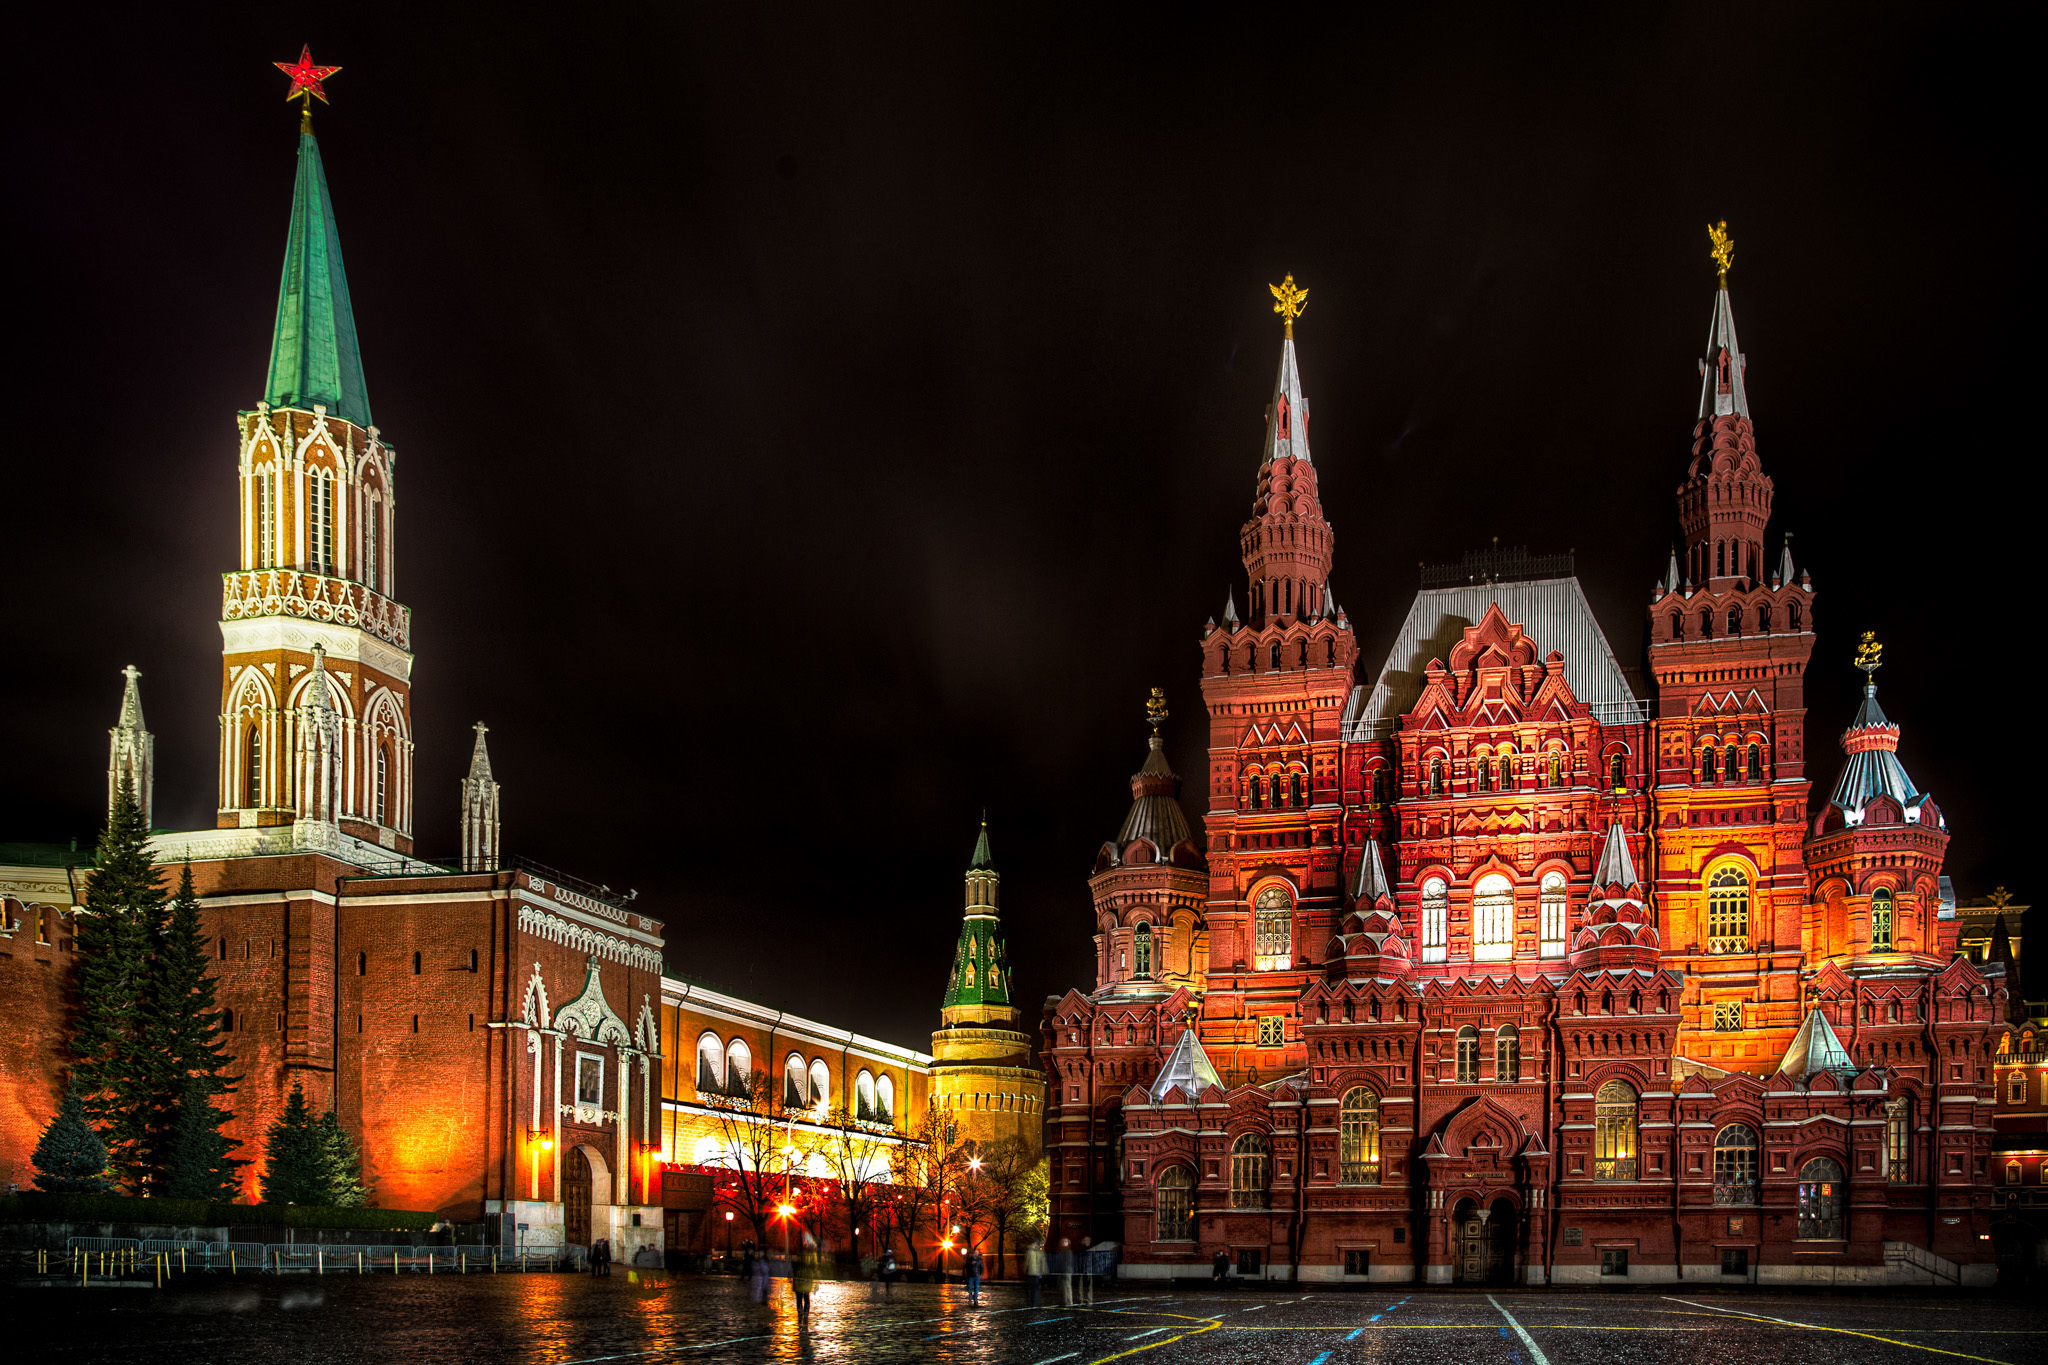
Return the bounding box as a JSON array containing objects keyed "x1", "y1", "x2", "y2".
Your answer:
[
  {"x1": 739, "y1": 1236, "x2": 823, "y2": 1325},
  {"x1": 1022, "y1": 1236, "x2": 1098, "y2": 1307},
  {"x1": 585, "y1": 1238, "x2": 614, "y2": 1276}
]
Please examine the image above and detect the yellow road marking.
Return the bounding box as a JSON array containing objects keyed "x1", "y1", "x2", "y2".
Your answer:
[
  {"x1": 1662, "y1": 1296, "x2": 2014, "y2": 1365},
  {"x1": 1085, "y1": 1319, "x2": 1221, "y2": 1363}
]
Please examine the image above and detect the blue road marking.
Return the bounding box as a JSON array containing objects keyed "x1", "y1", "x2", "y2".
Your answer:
[
  {"x1": 1307, "y1": 1354, "x2": 1332, "y2": 1365},
  {"x1": 1347, "y1": 1327, "x2": 1366, "y2": 1339}
]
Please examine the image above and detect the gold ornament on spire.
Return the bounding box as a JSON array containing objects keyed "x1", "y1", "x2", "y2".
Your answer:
[
  {"x1": 1853, "y1": 630, "x2": 1883, "y2": 677},
  {"x1": 1269, "y1": 274, "x2": 1308, "y2": 338},
  {"x1": 1146, "y1": 686, "x2": 1169, "y2": 732},
  {"x1": 1708, "y1": 221, "x2": 1735, "y2": 286}
]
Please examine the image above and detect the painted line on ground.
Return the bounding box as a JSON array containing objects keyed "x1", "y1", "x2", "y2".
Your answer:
[
  {"x1": 1307, "y1": 1354, "x2": 1331, "y2": 1365},
  {"x1": 1487, "y1": 1294, "x2": 1553, "y2": 1365},
  {"x1": 1662, "y1": 1297, "x2": 2013, "y2": 1365},
  {"x1": 1125, "y1": 1328, "x2": 1168, "y2": 1340},
  {"x1": 1031, "y1": 1355, "x2": 1079, "y2": 1365},
  {"x1": 554, "y1": 1336, "x2": 772, "y2": 1363}
]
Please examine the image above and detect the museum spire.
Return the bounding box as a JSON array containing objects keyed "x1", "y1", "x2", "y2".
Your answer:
[{"x1": 1242, "y1": 275, "x2": 1333, "y2": 625}]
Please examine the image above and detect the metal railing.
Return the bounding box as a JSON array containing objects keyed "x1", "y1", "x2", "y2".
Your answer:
[{"x1": 1421, "y1": 546, "x2": 1574, "y2": 589}]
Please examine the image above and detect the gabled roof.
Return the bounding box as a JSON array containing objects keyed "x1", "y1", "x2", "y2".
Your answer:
[
  {"x1": 1343, "y1": 576, "x2": 1640, "y2": 736},
  {"x1": 1149, "y1": 1027, "x2": 1224, "y2": 1102},
  {"x1": 1776, "y1": 1007, "x2": 1857, "y2": 1082},
  {"x1": 266, "y1": 127, "x2": 372, "y2": 427}
]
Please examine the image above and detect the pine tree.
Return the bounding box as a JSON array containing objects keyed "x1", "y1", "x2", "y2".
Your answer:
[
  {"x1": 258, "y1": 1080, "x2": 326, "y2": 1205},
  {"x1": 31, "y1": 1082, "x2": 112, "y2": 1193},
  {"x1": 159, "y1": 1076, "x2": 245, "y2": 1202},
  {"x1": 315, "y1": 1110, "x2": 368, "y2": 1207},
  {"x1": 70, "y1": 776, "x2": 165, "y2": 1188},
  {"x1": 139, "y1": 865, "x2": 239, "y2": 1183}
]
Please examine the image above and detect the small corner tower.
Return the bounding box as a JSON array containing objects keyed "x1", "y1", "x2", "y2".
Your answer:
[
  {"x1": 461, "y1": 722, "x2": 501, "y2": 872},
  {"x1": 219, "y1": 57, "x2": 415, "y2": 853},
  {"x1": 107, "y1": 664, "x2": 154, "y2": 827},
  {"x1": 931, "y1": 819, "x2": 1045, "y2": 1154},
  {"x1": 1088, "y1": 688, "x2": 1208, "y2": 996}
]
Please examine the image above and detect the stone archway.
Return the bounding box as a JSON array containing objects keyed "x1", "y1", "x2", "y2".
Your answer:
[
  {"x1": 564, "y1": 1144, "x2": 612, "y2": 1250},
  {"x1": 1452, "y1": 1196, "x2": 1515, "y2": 1285}
]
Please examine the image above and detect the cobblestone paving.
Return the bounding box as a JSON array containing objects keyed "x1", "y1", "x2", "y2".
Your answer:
[{"x1": 6, "y1": 1273, "x2": 2045, "y2": 1363}]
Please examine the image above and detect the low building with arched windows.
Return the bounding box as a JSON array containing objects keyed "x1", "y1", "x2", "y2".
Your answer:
[{"x1": 1041, "y1": 265, "x2": 2003, "y2": 1288}]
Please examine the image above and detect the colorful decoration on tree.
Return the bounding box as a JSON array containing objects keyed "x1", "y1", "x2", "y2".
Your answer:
[{"x1": 275, "y1": 45, "x2": 342, "y2": 125}]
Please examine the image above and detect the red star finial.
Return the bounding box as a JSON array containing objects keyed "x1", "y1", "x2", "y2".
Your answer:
[{"x1": 275, "y1": 45, "x2": 342, "y2": 108}]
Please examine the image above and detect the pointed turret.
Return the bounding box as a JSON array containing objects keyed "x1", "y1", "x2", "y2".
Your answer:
[
  {"x1": 942, "y1": 820, "x2": 1013, "y2": 1019},
  {"x1": 1221, "y1": 589, "x2": 1240, "y2": 630},
  {"x1": 1148, "y1": 1025, "x2": 1224, "y2": 1102},
  {"x1": 1242, "y1": 275, "x2": 1334, "y2": 626},
  {"x1": 265, "y1": 118, "x2": 371, "y2": 427},
  {"x1": 1570, "y1": 822, "x2": 1660, "y2": 972},
  {"x1": 1776, "y1": 1006, "x2": 1857, "y2": 1082},
  {"x1": 1829, "y1": 636, "x2": 1935, "y2": 827},
  {"x1": 1592, "y1": 821, "x2": 1640, "y2": 890},
  {"x1": 1099, "y1": 690, "x2": 1198, "y2": 870},
  {"x1": 1351, "y1": 836, "x2": 1393, "y2": 905},
  {"x1": 1676, "y1": 223, "x2": 1773, "y2": 590},
  {"x1": 106, "y1": 665, "x2": 154, "y2": 827},
  {"x1": 461, "y1": 722, "x2": 502, "y2": 872}
]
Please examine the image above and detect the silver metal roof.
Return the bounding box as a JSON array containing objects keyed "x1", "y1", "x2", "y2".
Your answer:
[
  {"x1": 1351, "y1": 837, "x2": 1393, "y2": 902},
  {"x1": 1149, "y1": 1026, "x2": 1225, "y2": 1102},
  {"x1": 1776, "y1": 1007, "x2": 1856, "y2": 1082},
  {"x1": 1113, "y1": 740, "x2": 1195, "y2": 856},
  {"x1": 1343, "y1": 576, "x2": 1643, "y2": 739},
  {"x1": 1697, "y1": 285, "x2": 1750, "y2": 421},
  {"x1": 1828, "y1": 683, "x2": 1931, "y2": 824},
  {"x1": 1593, "y1": 822, "x2": 1638, "y2": 887}
]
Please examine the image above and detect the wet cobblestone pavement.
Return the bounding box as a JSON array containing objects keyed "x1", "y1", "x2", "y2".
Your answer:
[{"x1": 6, "y1": 1274, "x2": 2046, "y2": 1363}]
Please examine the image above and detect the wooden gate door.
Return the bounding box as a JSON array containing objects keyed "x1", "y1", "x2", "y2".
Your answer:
[
  {"x1": 1456, "y1": 1213, "x2": 1490, "y2": 1283},
  {"x1": 564, "y1": 1147, "x2": 592, "y2": 1248}
]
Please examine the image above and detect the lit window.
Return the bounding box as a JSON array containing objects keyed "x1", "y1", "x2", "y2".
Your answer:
[
  {"x1": 1133, "y1": 922, "x2": 1153, "y2": 978},
  {"x1": 784, "y1": 1054, "x2": 807, "y2": 1108},
  {"x1": 1498, "y1": 747, "x2": 1515, "y2": 788},
  {"x1": 1257, "y1": 1016, "x2": 1283, "y2": 1047},
  {"x1": 1339, "y1": 1090, "x2": 1380, "y2": 1185},
  {"x1": 1156, "y1": 1166, "x2": 1193, "y2": 1240},
  {"x1": 1884, "y1": 1101, "x2": 1909, "y2": 1183},
  {"x1": 1472, "y1": 873, "x2": 1512, "y2": 961},
  {"x1": 1713, "y1": 1001, "x2": 1743, "y2": 1032},
  {"x1": 2008, "y1": 1161, "x2": 2023, "y2": 1186},
  {"x1": 245, "y1": 724, "x2": 263, "y2": 808},
  {"x1": 1713, "y1": 1124, "x2": 1758, "y2": 1204},
  {"x1": 696, "y1": 1033, "x2": 722, "y2": 1092},
  {"x1": 1230, "y1": 1133, "x2": 1270, "y2": 1209},
  {"x1": 310, "y1": 472, "x2": 335, "y2": 573},
  {"x1": 724, "y1": 1039, "x2": 752, "y2": 1099},
  {"x1": 1548, "y1": 752, "x2": 1564, "y2": 788},
  {"x1": 1495, "y1": 1025, "x2": 1520, "y2": 1082},
  {"x1": 1254, "y1": 886, "x2": 1292, "y2": 969},
  {"x1": 1870, "y1": 889, "x2": 1894, "y2": 951},
  {"x1": 1455, "y1": 1025, "x2": 1479, "y2": 1082},
  {"x1": 1370, "y1": 768, "x2": 1386, "y2": 805},
  {"x1": 1609, "y1": 753, "x2": 1626, "y2": 790},
  {"x1": 255, "y1": 470, "x2": 275, "y2": 568},
  {"x1": 809, "y1": 1059, "x2": 830, "y2": 1111},
  {"x1": 375, "y1": 744, "x2": 390, "y2": 826},
  {"x1": 1700, "y1": 747, "x2": 1717, "y2": 784},
  {"x1": 1797, "y1": 1157, "x2": 1844, "y2": 1238},
  {"x1": 1429, "y1": 758, "x2": 1445, "y2": 797},
  {"x1": 2010, "y1": 1071, "x2": 2025, "y2": 1104},
  {"x1": 1594, "y1": 1081, "x2": 1638, "y2": 1180},
  {"x1": 1706, "y1": 865, "x2": 1751, "y2": 954},
  {"x1": 1539, "y1": 872, "x2": 1567, "y2": 958},
  {"x1": 1476, "y1": 756, "x2": 1493, "y2": 793},
  {"x1": 364, "y1": 499, "x2": 380, "y2": 588},
  {"x1": 1420, "y1": 878, "x2": 1448, "y2": 964}
]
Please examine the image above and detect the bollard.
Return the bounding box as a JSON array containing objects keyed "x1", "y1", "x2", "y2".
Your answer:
[
  {"x1": 428, "y1": 1249, "x2": 434, "y2": 1275},
  {"x1": 181, "y1": 1247, "x2": 187, "y2": 1274},
  {"x1": 230, "y1": 1249, "x2": 236, "y2": 1275},
  {"x1": 394, "y1": 1251, "x2": 399, "y2": 1276},
  {"x1": 492, "y1": 1252, "x2": 498, "y2": 1273},
  {"x1": 359, "y1": 1251, "x2": 365, "y2": 1275},
  {"x1": 318, "y1": 1247, "x2": 324, "y2": 1276},
  {"x1": 156, "y1": 1254, "x2": 163, "y2": 1289}
]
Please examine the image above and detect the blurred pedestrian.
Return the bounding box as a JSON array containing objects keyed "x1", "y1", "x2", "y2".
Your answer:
[
  {"x1": 1212, "y1": 1248, "x2": 1229, "y2": 1290},
  {"x1": 1024, "y1": 1238, "x2": 1046, "y2": 1307},
  {"x1": 966, "y1": 1245, "x2": 985, "y2": 1306},
  {"x1": 750, "y1": 1244, "x2": 771, "y2": 1302},
  {"x1": 1055, "y1": 1237, "x2": 1074, "y2": 1306},
  {"x1": 792, "y1": 1233, "x2": 819, "y2": 1327},
  {"x1": 881, "y1": 1247, "x2": 898, "y2": 1297},
  {"x1": 1078, "y1": 1236, "x2": 1095, "y2": 1304}
]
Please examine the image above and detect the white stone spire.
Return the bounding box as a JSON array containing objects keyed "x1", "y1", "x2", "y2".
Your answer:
[
  {"x1": 461, "y1": 722, "x2": 501, "y2": 872},
  {"x1": 107, "y1": 664, "x2": 154, "y2": 826},
  {"x1": 1696, "y1": 284, "x2": 1750, "y2": 421}
]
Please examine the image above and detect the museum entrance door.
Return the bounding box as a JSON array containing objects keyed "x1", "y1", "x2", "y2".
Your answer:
[
  {"x1": 1453, "y1": 1198, "x2": 1514, "y2": 1285},
  {"x1": 565, "y1": 1146, "x2": 594, "y2": 1248}
]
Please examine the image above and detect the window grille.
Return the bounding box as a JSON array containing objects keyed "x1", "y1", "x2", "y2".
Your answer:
[
  {"x1": 245, "y1": 725, "x2": 263, "y2": 807},
  {"x1": 1713, "y1": 1001, "x2": 1743, "y2": 1032},
  {"x1": 1230, "y1": 1134, "x2": 1270, "y2": 1209},
  {"x1": 1797, "y1": 1157, "x2": 1844, "y2": 1238},
  {"x1": 310, "y1": 473, "x2": 334, "y2": 572},
  {"x1": 1495, "y1": 1025, "x2": 1519, "y2": 1082},
  {"x1": 1706, "y1": 865, "x2": 1750, "y2": 953},
  {"x1": 1539, "y1": 872, "x2": 1567, "y2": 957},
  {"x1": 1713, "y1": 1124, "x2": 1758, "y2": 1204},
  {"x1": 1870, "y1": 889, "x2": 1894, "y2": 950},
  {"x1": 1455, "y1": 1025, "x2": 1478, "y2": 1082},
  {"x1": 1472, "y1": 874, "x2": 1512, "y2": 961},
  {"x1": 1253, "y1": 886, "x2": 1292, "y2": 968},
  {"x1": 375, "y1": 745, "x2": 389, "y2": 826},
  {"x1": 1257, "y1": 1016, "x2": 1283, "y2": 1047},
  {"x1": 1339, "y1": 1090, "x2": 1380, "y2": 1184},
  {"x1": 1884, "y1": 1101, "x2": 1909, "y2": 1183},
  {"x1": 1594, "y1": 1081, "x2": 1638, "y2": 1180},
  {"x1": 256, "y1": 471, "x2": 275, "y2": 568},
  {"x1": 1156, "y1": 1166, "x2": 1193, "y2": 1240},
  {"x1": 1420, "y1": 879, "x2": 1448, "y2": 963},
  {"x1": 1133, "y1": 923, "x2": 1153, "y2": 978}
]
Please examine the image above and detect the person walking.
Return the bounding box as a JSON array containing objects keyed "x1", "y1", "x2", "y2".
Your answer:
[
  {"x1": 1212, "y1": 1247, "x2": 1230, "y2": 1290},
  {"x1": 1024, "y1": 1239, "x2": 1046, "y2": 1308},
  {"x1": 1054, "y1": 1237, "x2": 1074, "y2": 1306},
  {"x1": 750, "y1": 1242, "x2": 772, "y2": 1303},
  {"x1": 881, "y1": 1247, "x2": 897, "y2": 1298},
  {"x1": 1078, "y1": 1236, "x2": 1095, "y2": 1305},
  {"x1": 791, "y1": 1233, "x2": 819, "y2": 1328},
  {"x1": 965, "y1": 1245, "x2": 985, "y2": 1307}
]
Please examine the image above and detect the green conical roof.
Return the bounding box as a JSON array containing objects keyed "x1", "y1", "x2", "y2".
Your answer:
[
  {"x1": 265, "y1": 128, "x2": 372, "y2": 427},
  {"x1": 943, "y1": 819, "x2": 1010, "y2": 1011},
  {"x1": 968, "y1": 818, "x2": 994, "y2": 870}
]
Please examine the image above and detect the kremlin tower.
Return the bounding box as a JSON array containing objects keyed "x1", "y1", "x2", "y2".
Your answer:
[{"x1": 930, "y1": 822, "x2": 1046, "y2": 1154}]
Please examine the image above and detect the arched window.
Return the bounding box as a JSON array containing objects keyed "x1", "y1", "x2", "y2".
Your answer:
[
  {"x1": 784, "y1": 1054, "x2": 807, "y2": 1108},
  {"x1": 1156, "y1": 1165, "x2": 1194, "y2": 1239},
  {"x1": 696, "y1": 1032, "x2": 723, "y2": 1092},
  {"x1": 1758, "y1": 603, "x2": 1772, "y2": 631},
  {"x1": 1247, "y1": 775, "x2": 1263, "y2": 810},
  {"x1": 1701, "y1": 607, "x2": 1714, "y2": 638},
  {"x1": 1549, "y1": 752, "x2": 1564, "y2": 788},
  {"x1": 1253, "y1": 886, "x2": 1292, "y2": 969},
  {"x1": 1230, "y1": 1133, "x2": 1270, "y2": 1208},
  {"x1": 1370, "y1": 768, "x2": 1386, "y2": 805},
  {"x1": 876, "y1": 1074, "x2": 895, "y2": 1123},
  {"x1": 1884, "y1": 1101, "x2": 1909, "y2": 1183},
  {"x1": 1476, "y1": 756, "x2": 1493, "y2": 793},
  {"x1": 1747, "y1": 743, "x2": 1763, "y2": 782},
  {"x1": 1707, "y1": 865, "x2": 1751, "y2": 953},
  {"x1": 1716, "y1": 541, "x2": 1725, "y2": 576},
  {"x1": 1789, "y1": 603, "x2": 1801, "y2": 631},
  {"x1": 1133, "y1": 922, "x2": 1153, "y2": 978},
  {"x1": 1498, "y1": 747, "x2": 1515, "y2": 788},
  {"x1": 1429, "y1": 757, "x2": 1445, "y2": 797},
  {"x1": 1870, "y1": 889, "x2": 1895, "y2": 951},
  {"x1": 1609, "y1": 753, "x2": 1627, "y2": 790},
  {"x1": 808, "y1": 1059, "x2": 830, "y2": 1112},
  {"x1": 375, "y1": 743, "x2": 390, "y2": 826},
  {"x1": 724, "y1": 1039, "x2": 752, "y2": 1098},
  {"x1": 1339, "y1": 1090, "x2": 1381, "y2": 1184},
  {"x1": 1496, "y1": 1025, "x2": 1520, "y2": 1082},
  {"x1": 1713, "y1": 1124, "x2": 1758, "y2": 1205},
  {"x1": 255, "y1": 470, "x2": 275, "y2": 568},
  {"x1": 1290, "y1": 772, "x2": 1305, "y2": 807},
  {"x1": 855, "y1": 1070, "x2": 876, "y2": 1122},
  {"x1": 1797, "y1": 1157, "x2": 1845, "y2": 1238},
  {"x1": 1472, "y1": 873, "x2": 1513, "y2": 961},
  {"x1": 1456, "y1": 1025, "x2": 1479, "y2": 1082},
  {"x1": 1594, "y1": 1081, "x2": 1638, "y2": 1180},
  {"x1": 1540, "y1": 872, "x2": 1567, "y2": 957},
  {"x1": 310, "y1": 471, "x2": 335, "y2": 573},
  {"x1": 1270, "y1": 642, "x2": 1282, "y2": 670},
  {"x1": 364, "y1": 498, "x2": 380, "y2": 588},
  {"x1": 1420, "y1": 878, "x2": 1448, "y2": 963},
  {"x1": 1728, "y1": 607, "x2": 1741, "y2": 635},
  {"x1": 245, "y1": 724, "x2": 263, "y2": 807},
  {"x1": 1700, "y1": 746, "x2": 1716, "y2": 784},
  {"x1": 1670, "y1": 610, "x2": 1683, "y2": 640}
]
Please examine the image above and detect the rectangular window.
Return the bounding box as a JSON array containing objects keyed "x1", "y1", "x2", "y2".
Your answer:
[
  {"x1": 1472, "y1": 882, "x2": 1513, "y2": 961},
  {"x1": 1235, "y1": 1249, "x2": 1262, "y2": 1276},
  {"x1": 1257, "y1": 1016, "x2": 1283, "y2": 1047},
  {"x1": 256, "y1": 471, "x2": 275, "y2": 568},
  {"x1": 1343, "y1": 1249, "x2": 1370, "y2": 1276},
  {"x1": 2007, "y1": 1162, "x2": 2023, "y2": 1186},
  {"x1": 1713, "y1": 1001, "x2": 1743, "y2": 1032},
  {"x1": 1420, "y1": 882, "x2": 1448, "y2": 964},
  {"x1": 1600, "y1": 1248, "x2": 1629, "y2": 1276},
  {"x1": 1720, "y1": 1247, "x2": 1748, "y2": 1276},
  {"x1": 310, "y1": 475, "x2": 334, "y2": 573},
  {"x1": 1391, "y1": 1226, "x2": 1405, "y2": 1244},
  {"x1": 364, "y1": 499, "x2": 380, "y2": 589},
  {"x1": 578, "y1": 1054, "x2": 605, "y2": 1107},
  {"x1": 1539, "y1": 878, "x2": 1566, "y2": 958}
]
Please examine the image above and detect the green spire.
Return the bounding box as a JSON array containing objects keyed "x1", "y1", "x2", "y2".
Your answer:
[
  {"x1": 968, "y1": 815, "x2": 994, "y2": 870},
  {"x1": 942, "y1": 819, "x2": 1010, "y2": 1012},
  {"x1": 265, "y1": 127, "x2": 371, "y2": 427}
]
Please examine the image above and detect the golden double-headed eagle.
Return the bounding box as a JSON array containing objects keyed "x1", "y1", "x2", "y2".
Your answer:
[
  {"x1": 1854, "y1": 630, "x2": 1883, "y2": 675},
  {"x1": 1269, "y1": 274, "x2": 1308, "y2": 336},
  {"x1": 1708, "y1": 221, "x2": 1735, "y2": 283}
]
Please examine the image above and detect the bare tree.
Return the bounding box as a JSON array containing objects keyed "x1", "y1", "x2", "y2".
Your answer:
[
  {"x1": 803, "y1": 1106, "x2": 891, "y2": 1267},
  {"x1": 963, "y1": 1136, "x2": 1038, "y2": 1278},
  {"x1": 889, "y1": 1108, "x2": 960, "y2": 1272},
  {"x1": 701, "y1": 1069, "x2": 805, "y2": 1254}
]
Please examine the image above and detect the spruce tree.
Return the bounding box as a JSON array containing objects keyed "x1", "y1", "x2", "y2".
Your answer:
[
  {"x1": 315, "y1": 1110, "x2": 368, "y2": 1207},
  {"x1": 160, "y1": 1076, "x2": 245, "y2": 1202},
  {"x1": 31, "y1": 1082, "x2": 112, "y2": 1194},
  {"x1": 258, "y1": 1080, "x2": 327, "y2": 1205},
  {"x1": 71, "y1": 776, "x2": 164, "y2": 1188},
  {"x1": 139, "y1": 865, "x2": 238, "y2": 1182}
]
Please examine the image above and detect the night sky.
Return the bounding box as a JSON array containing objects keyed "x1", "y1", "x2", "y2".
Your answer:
[{"x1": 6, "y1": 7, "x2": 2030, "y2": 1049}]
